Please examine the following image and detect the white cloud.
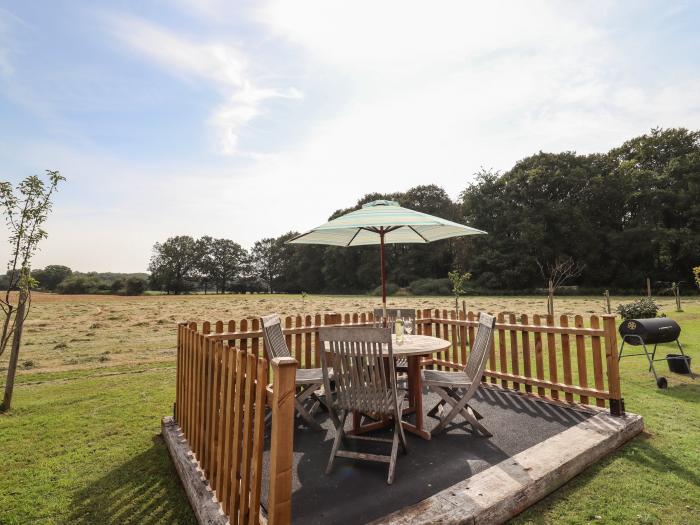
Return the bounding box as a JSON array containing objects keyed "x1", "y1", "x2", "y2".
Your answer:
[
  {"x1": 248, "y1": 0, "x2": 700, "y2": 202},
  {"x1": 105, "y1": 14, "x2": 301, "y2": 155},
  {"x1": 4, "y1": 1, "x2": 700, "y2": 272}
]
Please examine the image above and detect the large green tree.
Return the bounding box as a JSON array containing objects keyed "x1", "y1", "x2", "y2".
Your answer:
[
  {"x1": 148, "y1": 236, "x2": 199, "y2": 294},
  {"x1": 32, "y1": 265, "x2": 73, "y2": 291},
  {"x1": 460, "y1": 128, "x2": 700, "y2": 291},
  {"x1": 250, "y1": 237, "x2": 285, "y2": 292},
  {"x1": 210, "y1": 238, "x2": 246, "y2": 293},
  {"x1": 147, "y1": 128, "x2": 700, "y2": 295}
]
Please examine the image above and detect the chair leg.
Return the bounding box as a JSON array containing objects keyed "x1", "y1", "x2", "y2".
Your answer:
[
  {"x1": 462, "y1": 405, "x2": 492, "y2": 437},
  {"x1": 387, "y1": 419, "x2": 401, "y2": 485},
  {"x1": 296, "y1": 384, "x2": 323, "y2": 431},
  {"x1": 326, "y1": 411, "x2": 347, "y2": 475},
  {"x1": 435, "y1": 388, "x2": 484, "y2": 419},
  {"x1": 431, "y1": 387, "x2": 471, "y2": 435},
  {"x1": 469, "y1": 405, "x2": 484, "y2": 420},
  {"x1": 427, "y1": 398, "x2": 446, "y2": 417},
  {"x1": 309, "y1": 396, "x2": 321, "y2": 416},
  {"x1": 397, "y1": 396, "x2": 408, "y2": 454}
]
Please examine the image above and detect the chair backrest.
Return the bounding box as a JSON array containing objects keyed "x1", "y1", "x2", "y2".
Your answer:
[
  {"x1": 260, "y1": 314, "x2": 291, "y2": 360},
  {"x1": 319, "y1": 326, "x2": 398, "y2": 416},
  {"x1": 463, "y1": 312, "x2": 496, "y2": 394}
]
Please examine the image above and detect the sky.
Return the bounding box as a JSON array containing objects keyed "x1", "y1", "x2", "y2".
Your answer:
[{"x1": 1, "y1": 0, "x2": 699, "y2": 272}]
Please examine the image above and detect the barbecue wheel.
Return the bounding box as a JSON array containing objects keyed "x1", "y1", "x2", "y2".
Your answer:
[{"x1": 656, "y1": 376, "x2": 668, "y2": 389}]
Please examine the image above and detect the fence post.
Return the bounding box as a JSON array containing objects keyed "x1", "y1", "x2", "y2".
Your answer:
[
  {"x1": 603, "y1": 314, "x2": 623, "y2": 416},
  {"x1": 176, "y1": 322, "x2": 187, "y2": 423},
  {"x1": 268, "y1": 356, "x2": 297, "y2": 525}
]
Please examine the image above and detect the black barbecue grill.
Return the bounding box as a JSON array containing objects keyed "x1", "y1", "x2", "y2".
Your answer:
[{"x1": 618, "y1": 317, "x2": 693, "y2": 388}]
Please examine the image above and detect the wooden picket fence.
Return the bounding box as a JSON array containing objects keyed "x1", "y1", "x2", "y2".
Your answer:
[
  {"x1": 418, "y1": 309, "x2": 623, "y2": 415},
  {"x1": 173, "y1": 308, "x2": 623, "y2": 523},
  {"x1": 195, "y1": 309, "x2": 623, "y2": 415},
  {"x1": 175, "y1": 322, "x2": 297, "y2": 525}
]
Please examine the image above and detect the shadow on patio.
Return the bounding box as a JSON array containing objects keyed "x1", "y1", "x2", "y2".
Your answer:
[{"x1": 262, "y1": 387, "x2": 593, "y2": 525}]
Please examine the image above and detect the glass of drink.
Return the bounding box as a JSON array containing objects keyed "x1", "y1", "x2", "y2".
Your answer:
[{"x1": 404, "y1": 318, "x2": 413, "y2": 336}]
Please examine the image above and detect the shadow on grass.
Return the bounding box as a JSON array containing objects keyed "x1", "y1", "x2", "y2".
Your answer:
[
  {"x1": 513, "y1": 431, "x2": 700, "y2": 523},
  {"x1": 67, "y1": 436, "x2": 195, "y2": 525},
  {"x1": 624, "y1": 433, "x2": 700, "y2": 488},
  {"x1": 655, "y1": 377, "x2": 700, "y2": 401}
]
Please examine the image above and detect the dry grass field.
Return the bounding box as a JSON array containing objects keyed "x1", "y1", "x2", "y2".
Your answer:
[{"x1": 10, "y1": 292, "x2": 698, "y2": 375}]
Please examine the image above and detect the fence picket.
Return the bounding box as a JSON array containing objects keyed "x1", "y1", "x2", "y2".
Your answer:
[
  {"x1": 284, "y1": 316, "x2": 292, "y2": 352},
  {"x1": 560, "y1": 315, "x2": 574, "y2": 403},
  {"x1": 204, "y1": 337, "x2": 214, "y2": 478},
  {"x1": 209, "y1": 342, "x2": 222, "y2": 487},
  {"x1": 215, "y1": 344, "x2": 230, "y2": 500},
  {"x1": 195, "y1": 334, "x2": 203, "y2": 457},
  {"x1": 248, "y1": 355, "x2": 268, "y2": 525},
  {"x1": 238, "y1": 353, "x2": 257, "y2": 523},
  {"x1": 314, "y1": 314, "x2": 322, "y2": 368},
  {"x1": 590, "y1": 315, "x2": 606, "y2": 408},
  {"x1": 228, "y1": 349, "x2": 246, "y2": 517},
  {"x1": 533, "y1": 315, "x2": 545, "y2": 397},
  {"x1": 546, "y1": 315, "x2": 559, "y2": 400},
  {"x1": 251, "y1": 318, "x2": 260, "y2": 359},
  {"x1": 187, "y1": 328, "x2": 195, "y2": 441},
  {"x1": 450, "y1": 311, "x2": 459, "y2": 364},
  {"x1": 520, "y1": 314, "x2": 532, "y2": 394},
  {"x1": 220, "y1": 345, "x2": 237, "y2": 513},
  {"x1": 459, "y1": 310, "x2": 467, "y2": 365},
  {"x1": 574, "y1": 315, "x2": 589, "y2": 404},
  {"x1": 509, "y1": 313, "x2": 520, "y2": 391},
  {"x1": 304, "y1": 315, "x2": 312, "y2": 369},
  {"x1": 497, "y1": 313, "x2": 508, "y2": 389},
  {"x1": 228, "y1": 320, "x2": 236, "y2": 348},
  {"x1": 294, "y1": 315, "x2": 303, "y2": 364},
  {"x1": 239, "y1": 319, "x2": 248, "y2": 355}
]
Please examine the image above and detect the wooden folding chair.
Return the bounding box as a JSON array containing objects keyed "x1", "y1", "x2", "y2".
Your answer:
[
  {"x1": 260, "y1": 314, "x2": 331, "y2": 431},
  {"x1": 319, "y1": 326, "x2": 408, "y2": 484},
  {"x1": 422, "y1": 312, "x2": 496, "y2": 436}
]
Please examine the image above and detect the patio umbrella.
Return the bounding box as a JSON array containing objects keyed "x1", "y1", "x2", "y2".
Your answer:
[{"x1": 288, "y1": 200, "x2": 486, "y2": 311}]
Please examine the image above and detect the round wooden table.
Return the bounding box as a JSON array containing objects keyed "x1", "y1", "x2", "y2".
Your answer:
[{"x1": 351, "y1": 334, "x2": 450, "y2": 441}]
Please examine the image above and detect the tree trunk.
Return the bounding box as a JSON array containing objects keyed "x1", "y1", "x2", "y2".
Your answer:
[
  {"x1": 547, "y1": 279, "x2": 554, "y2": 316},
  {"x1": 2, "y1": 294, "x2": 26, "y2": 412}
]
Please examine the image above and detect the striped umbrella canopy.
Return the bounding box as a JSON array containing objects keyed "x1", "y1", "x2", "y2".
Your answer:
[{"x1": 289, "y1": 200, "x2": 486, "y2": 308}]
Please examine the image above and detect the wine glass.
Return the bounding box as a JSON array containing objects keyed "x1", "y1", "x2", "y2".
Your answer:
[{"x1": 404, "y1": 317, "x2": 413, "y2": 337}]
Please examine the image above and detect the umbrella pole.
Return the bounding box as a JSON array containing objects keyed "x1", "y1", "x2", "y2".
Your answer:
[{"x1": 380, "y1": 229, "x2": 387, "y2": 318}]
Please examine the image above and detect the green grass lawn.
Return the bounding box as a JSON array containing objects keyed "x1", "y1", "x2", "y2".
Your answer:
[
  {"x1": 0, "y1": 366, "x2": 195, "y2": 525},
  {"x1": 513, "y1": 306, "x2": 700, "y2": 525},
  {"x1": 1, "y1": 296, "x2": 699, "y2": 524}
]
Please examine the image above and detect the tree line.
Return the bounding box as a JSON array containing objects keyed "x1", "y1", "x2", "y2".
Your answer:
[
  {"x1": 0, "y1": 266, "x2": 149, "y2": 295},
  {"x1": 12, "y1": 128, "x2": 695, "y2": 297},
  {"x1": 147, "y1": 127, "x2": 700, "y2": 295}
]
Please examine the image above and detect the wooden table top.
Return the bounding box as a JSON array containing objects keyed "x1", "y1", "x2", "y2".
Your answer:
[
  {"x1": 388, "y1": 334, "x2": 450, "y2": 356},
  {"x1": 322, "y1": 334, "x2": 450, "y2": 356}
]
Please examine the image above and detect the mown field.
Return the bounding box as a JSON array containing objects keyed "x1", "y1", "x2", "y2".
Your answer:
[{"x1": 1, "y1": 293, "x2": 699, "y2": 524}]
